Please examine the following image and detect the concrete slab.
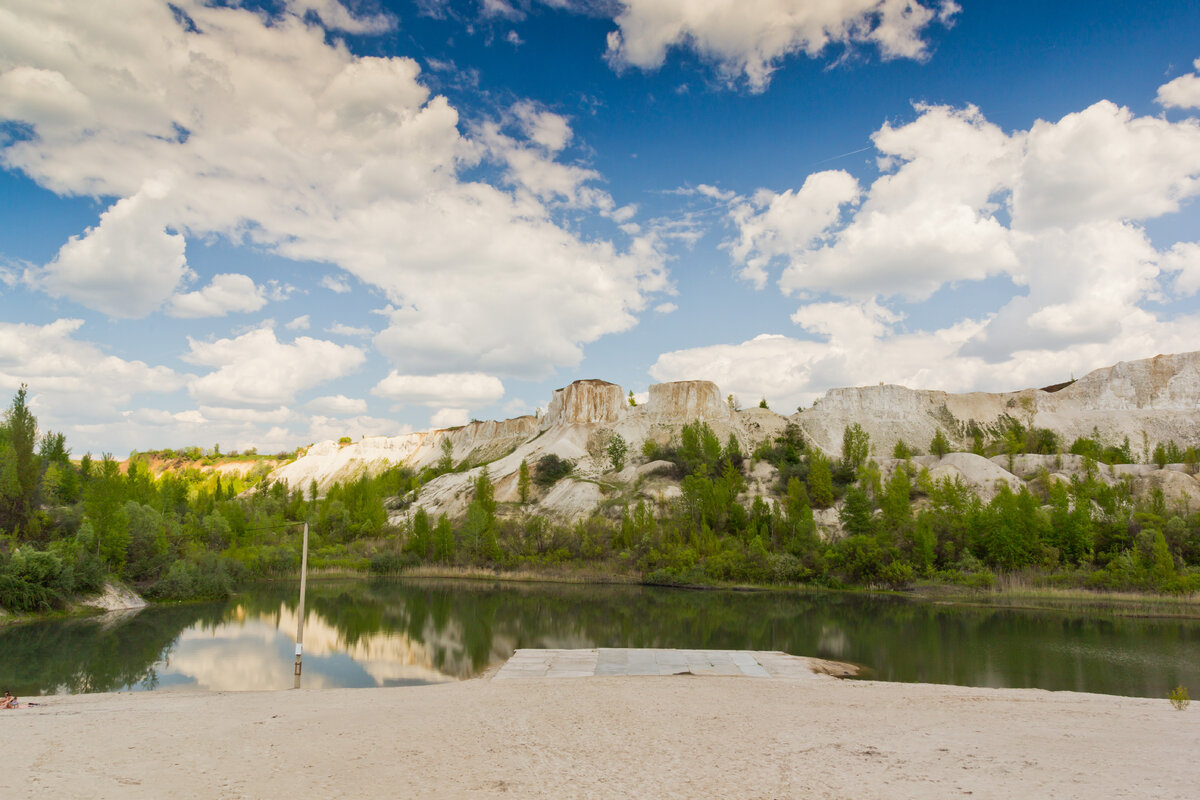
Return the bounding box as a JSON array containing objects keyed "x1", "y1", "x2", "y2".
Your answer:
[{"x1": 492, "y1": 649, "x2": 827, "y2": 681}]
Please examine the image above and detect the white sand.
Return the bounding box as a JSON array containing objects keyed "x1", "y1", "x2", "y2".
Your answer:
[{"x1": 1, "y1": 675, "x2": 1195, "y2": 799}]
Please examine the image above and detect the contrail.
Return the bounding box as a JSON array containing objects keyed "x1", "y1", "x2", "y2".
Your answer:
[{"x1": 810, "y1": 145, "x2": 872, "y2": 166}]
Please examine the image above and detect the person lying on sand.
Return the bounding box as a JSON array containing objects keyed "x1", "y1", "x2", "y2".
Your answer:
[{"x1": 2, "y1": 690, "x2": 18, "y2": 709}]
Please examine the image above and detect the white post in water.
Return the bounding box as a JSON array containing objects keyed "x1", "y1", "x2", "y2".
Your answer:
[{"x1": 293, "y1": 521, "x2": 309, "y2": 689}]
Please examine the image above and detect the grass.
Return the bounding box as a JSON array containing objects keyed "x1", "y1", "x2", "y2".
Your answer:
[{"x1": 910, "y1": 573, "x2": 1200, "y2": 618}]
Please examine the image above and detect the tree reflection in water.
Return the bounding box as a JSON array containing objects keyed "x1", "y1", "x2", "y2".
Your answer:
[{"x1": 2, "y1": 579, "x2": 1198, "y2": 698}]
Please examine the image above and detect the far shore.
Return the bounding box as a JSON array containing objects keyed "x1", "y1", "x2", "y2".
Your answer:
[
  {"x1": 1, "y1": 671, "x2": 1194, "y2": 799},
  {"x1": 5, "y1": 566, "x2": 1200, "y2": 629}
]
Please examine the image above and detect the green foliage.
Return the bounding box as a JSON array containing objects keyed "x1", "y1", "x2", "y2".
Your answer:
[
  {"x1": 678, "y1": 421, "x2": 722, "y2": 477},
  {"x1": 368, "y1": 551, "x2": 417, "y2": 575},
  {"x1": 628, "y1": 390, "x2": 637, "y2": 407},
  {"x1": 807, "y1": 452, "x2": 834, "y2": 509},
  {"x1": 841, "y1": 423, "x2": 870, "y2": 472},
  {"x1": 758, "y1": 397, "x2": 769, "y2": 409},
  {"x1": 1168, "y1": 685, "x2": 1190, "y2": 711},
  {"x1": 517, "y1": 459, "x2": 531, "y2": 504},
  {"x1": 892, "y1": 440, "x2": 914, "y2": 459},
  {"x1": 607, "y1": 432, "x2": 628, "y2": 472},
  {"x1": 534, "y1": 454, "x2": 572, "y2": 486},
  {"x1": 930, "y1": 429, "x2": 950, "y2": 458}
]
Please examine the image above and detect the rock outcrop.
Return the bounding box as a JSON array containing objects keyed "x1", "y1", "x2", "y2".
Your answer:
[
  {"x1": 796, "y1": 351, "x2": 1200, "y2": 457},
  {"x1": 265, "y1": 351, "x2": 1200, "y2": 528}
]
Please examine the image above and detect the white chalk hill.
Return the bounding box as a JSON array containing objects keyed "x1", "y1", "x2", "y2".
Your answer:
[{"x1": 267, "y1": 352, "x2": 1200, "y2": 529}]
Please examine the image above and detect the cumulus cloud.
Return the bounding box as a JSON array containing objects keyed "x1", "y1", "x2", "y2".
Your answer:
[
  {"x1": 184, "y1": 326, "x2": 365, "y2": 407},
  {"x1": 285, "y1": 315, "x2": 311, "y2": 331},
  {"x1": 372, "y1": 371, "x2": 505, "y2": 407},
  {"x1": 0, "y1": 0, "x2": 666, "y2": 376},
  {"x1": 167, "y1": 273, "x2": 267, "y2": 318},
  {"x1": 0, "y1": 318, "x2": 184, "y2": 427},
  {"x1": 668, "y1": 83, "x2": 1200, "y2": 404},
  {"x1": 306, "y1": 394, "x2": 369, "y2": 415},
  {"x1": 603, "y1": 0, "x2": 959, "y2": 91},
  {"x1": 28, "y1": 186, "x2": 189, "y2": 317},
  {"x1": 1158, "y1": 58, "x2": 1200, "y2": 110},
  {"x1": 430, "y1": 407, "x2": 470, "y2": 428},
  {"x1": 653, "y1": 301, "x2": 677, "y2": 313}
]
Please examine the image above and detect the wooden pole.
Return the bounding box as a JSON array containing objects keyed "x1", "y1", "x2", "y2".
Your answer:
[{"x1": 293, "y1": 521, "x2": 309, "y2": 689}]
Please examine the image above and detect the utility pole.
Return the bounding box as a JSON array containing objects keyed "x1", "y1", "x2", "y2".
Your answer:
[{"x1": 293, "y1": 521, "x2": 309, "y2": 689}]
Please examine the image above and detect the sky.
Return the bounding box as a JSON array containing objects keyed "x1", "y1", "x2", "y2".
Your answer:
[{"x1": 2, "y1": 0, "x2": 1200, "y2": 457}]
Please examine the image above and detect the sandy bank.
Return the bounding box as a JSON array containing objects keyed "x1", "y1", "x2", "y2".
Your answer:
[{"x1": 0, "y1": 676, "x2": 1194, "y2": 799}]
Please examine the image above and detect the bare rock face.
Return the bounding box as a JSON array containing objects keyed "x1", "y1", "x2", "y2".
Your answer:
[
  {"x1": 647, "y1": 380, "x2": 731, "y2": 423},
  {"x1": 542, "y1": 380, "x2": 626, "y2": 428},
  {"x1": 798, "y1": 351, "x2": 1200, "y2": 456}
]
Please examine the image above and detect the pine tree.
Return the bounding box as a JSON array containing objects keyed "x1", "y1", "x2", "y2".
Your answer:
[{"x1": 518, "y1": 459, "x2": 531, "y2": 504}]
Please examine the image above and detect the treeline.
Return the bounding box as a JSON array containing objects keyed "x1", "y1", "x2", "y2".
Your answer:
[
  {"x1": 0, "y1": 386, "x2": 416, "y2": 611},
  {"x1": 4, "y1": 384, "x2": 1200, "y2": 613},
  {"x1": 389, "y1": 420, "x2": 1200, "y2": 593}
]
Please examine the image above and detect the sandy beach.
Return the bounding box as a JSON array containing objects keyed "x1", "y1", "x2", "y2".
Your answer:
[{"x1": 1, "y1": 667, "x2": 1196, "y2": 800}]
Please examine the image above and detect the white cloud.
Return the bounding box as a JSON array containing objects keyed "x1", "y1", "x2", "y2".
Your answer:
[
  {"x1": 675, "y1": 85, "x2": 1200, "y2": 405},
  {"x1": 285, "y1": 314, "x2": 311, "y2": 331},
  {"x1": 28, "y1": 185, "x2": 189, "y2": 317},
  {"x1": 0, "y1": 318, "x2": 184, "y2": 428},
  {"x1": 185, "y1": 326, "x2": 365, "y2": 407},
  {"x1": 653, "y1": 302, "x2": 677, "y2": 313},
  {"x1": 326, "y1": 322, "x2": 373, "y2": 337},
  {"x1": 167, "y1": 273, "x2": 268, "y2": 318},
  {"x1": 305, "y1": 414, "x2": 408, "y2": 443},
  {"x1": 720, "y1": 98, "x2": 1200, "y2": 351},
  {"x1": 430, "y1": 407, "x2": 469, "y2": 428},
  {"x1": 320, "y1": 275, "x2": 352, "y2": 294},
  {"x1": 0, "y1": 0, "x2": 666, "y2": 375},
  {"x1": 651, "y1": 302, "x2": 1200, "y2": 414},
  {"x1": 1157, "y1": 58, "x2": 1200, "y2": 110},
  {"x1": 372, "y1": 371, "x2": 505, "y2": 407},
  {"x1": 307, "y1": 394, "x2": 369, "y2": 415},
  {"x1": 603, "y1": 0, "x2": 959, "y2": 91},
  {"x1": 285, "y1": 0, "x2": 396, "y2": 34}
]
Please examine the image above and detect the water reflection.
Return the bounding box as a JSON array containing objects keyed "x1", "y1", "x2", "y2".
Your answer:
[{"x1": 2, "y1": 579, "x2": 1198, "y2": 699}]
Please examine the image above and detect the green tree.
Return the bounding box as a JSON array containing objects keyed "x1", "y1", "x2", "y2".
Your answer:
[
  {"x1": 628, "y1": 390, "x2": 637, "y2": 407},
  {"x1": 518, "y1": 459, "x2": 531, "y2": 504},
  {"x1": 839, "y1": 485, "x2": 875, "y2": 536},
  {"x1": 892, "y1": 440, "x2": 913, "y2": 459},
  {"x1": 841, "y1": 423, "x2": 870, "y2": 472},
  {"x1": 84, "y1": 455, "x2": 130, "y2": 572},
  {"x1": 758, "y1": 397, "x2": 769, "y2": 409},
  {"x1": 607, "y1": 432, "x2": 628, "y2": 472},
  {"x1": 0, "y1": 385, "x2": 40, "y2": 535},
  {"x1": 438, "y1": 437, "x2": 454, "y2": 473},
  {"x1": 930, "y1": 429, "x2": 950, "y2": 458},
  {"x1": 807, "y1": 452, "x2": 834, "y2": 509}
]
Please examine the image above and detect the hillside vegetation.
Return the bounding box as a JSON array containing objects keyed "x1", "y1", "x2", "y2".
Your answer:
[{"x1": 4, "y1": 352, "x2": 1200, "y2": 611}]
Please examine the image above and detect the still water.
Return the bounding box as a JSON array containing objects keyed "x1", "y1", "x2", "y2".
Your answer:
[{"x1": 2, "y1": 579, "x2": 1197, "y2": 698}]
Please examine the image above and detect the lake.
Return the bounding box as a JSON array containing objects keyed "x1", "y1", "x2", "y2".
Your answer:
[{"x1": 2, "y1": 578, "x2": 1197, "y2": 698}]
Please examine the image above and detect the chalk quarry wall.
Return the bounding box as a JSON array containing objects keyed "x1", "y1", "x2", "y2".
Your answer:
[{"x1": 267, "y1": 352, "x2": 1200, "y2": 524}]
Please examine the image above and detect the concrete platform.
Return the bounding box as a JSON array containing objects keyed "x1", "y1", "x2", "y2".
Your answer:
[{"x1": 492, "y1": 649, "x2": 826, "y2": 680}]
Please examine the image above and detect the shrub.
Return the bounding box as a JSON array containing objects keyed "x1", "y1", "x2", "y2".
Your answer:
[
  {"x1": 1169, "y1": 685, "x2": 1190, "y2": 711},
  {"x1": 368, "y1": 551, "x2": 417, "y2": 575},
  {"x1": 534, "y1": 454, "x2": 573, "y2": 487}
]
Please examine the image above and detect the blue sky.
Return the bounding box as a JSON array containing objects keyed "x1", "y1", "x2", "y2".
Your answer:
[{"x1": 2, "y1": 0, "x2": 1200, "y2": 456}]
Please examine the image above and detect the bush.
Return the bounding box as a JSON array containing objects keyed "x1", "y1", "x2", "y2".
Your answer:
[
  {"x1": 1169, "y1": 685, "x2": 1190, "y2": 711},
  {"x1": 145, "y1": 555, "x2": 232, "y2": 602},
  {"x1": 368, "y1": 551, "x2": 417, "y2": 575},
  {"x1": 534, "y1": 454, "x2": 573, "y2": 486}
]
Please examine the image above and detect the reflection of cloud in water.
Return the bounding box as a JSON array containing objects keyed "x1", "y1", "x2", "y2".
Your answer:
[{"x1": 154, "y1": 605, "x2": 454, "y2": 691}]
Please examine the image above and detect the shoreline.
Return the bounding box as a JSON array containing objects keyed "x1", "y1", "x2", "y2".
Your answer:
[{"x1": 1, "y1": 673, "x2": 1194, "y2": 798}]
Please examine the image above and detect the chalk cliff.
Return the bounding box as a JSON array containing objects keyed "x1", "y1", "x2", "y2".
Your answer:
[{"x1": 266, "y1": 352, "x2": 1200, "y2": 528}]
